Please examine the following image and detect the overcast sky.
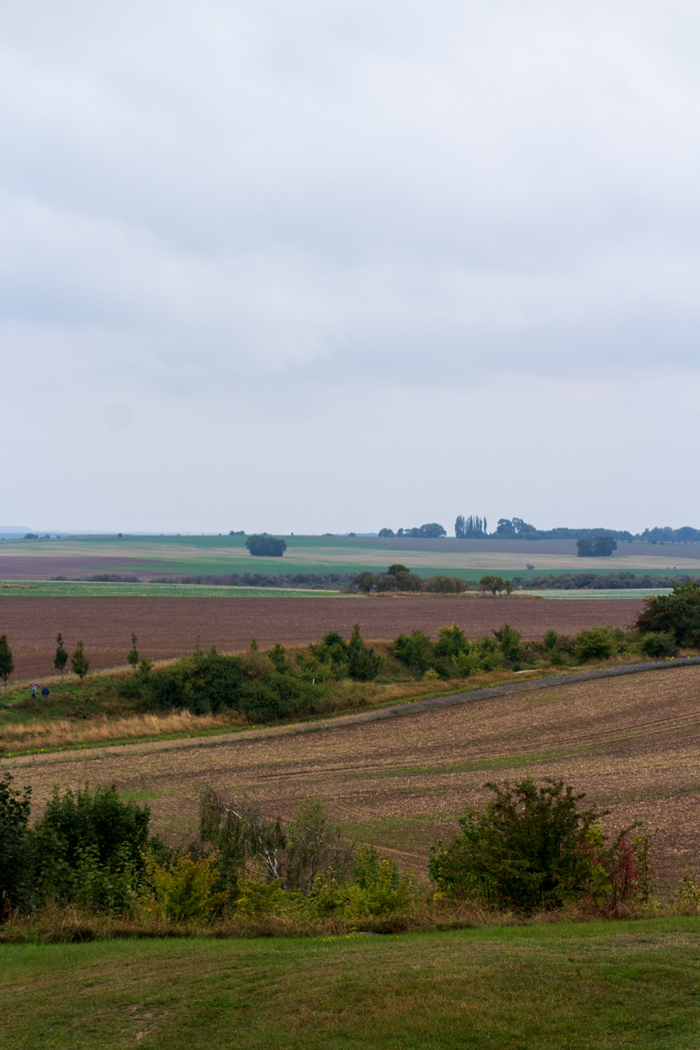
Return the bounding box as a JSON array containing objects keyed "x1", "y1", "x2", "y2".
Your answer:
[{"x1": 2, "y1": 0, "x2": 699, "y2": 534}]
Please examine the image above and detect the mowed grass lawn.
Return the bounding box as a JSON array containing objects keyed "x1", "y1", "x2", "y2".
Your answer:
[{"x1": 3, "y1": 918, "x2": 700, "y2": 1049}]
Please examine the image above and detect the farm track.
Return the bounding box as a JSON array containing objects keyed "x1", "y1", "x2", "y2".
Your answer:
[
  {"x1": 7, "y1": 661, "x2": 700, "y2": 887},
  {"x1": 0, "y1": 594, "x2": 646, "y2": 679}
]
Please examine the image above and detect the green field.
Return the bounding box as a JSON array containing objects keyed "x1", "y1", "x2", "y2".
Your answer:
[
  {"x1": 3, "y1": 918, "x2": 700, "y2": 1049},
  {"x1": 2, "y1": 531, "x2": 699, "y2": 582},
  {"x1": 0, "y1": 581, "x2": 349, "y2": 598}
]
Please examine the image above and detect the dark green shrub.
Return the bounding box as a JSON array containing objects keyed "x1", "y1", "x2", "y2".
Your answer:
[
  {"x1": 347, "y1": 624, "x2": 384, "y2": 681},
  {"x1": 428, "y1": 777, "x2": 604, "y2": 912},
  {"x1": 0, "y1": 773, "x2": 31, "y2": 914},
  {"x1": 27, "y1": 783, "x2": 154, "y2": 910},
  {"x1": 544, "y1": 630, "x2": 558, "y2": 650},
  {"x1": 640, "y1": 631, "x2": 677, "y2": 658},
  {"x1": 493, "y1": 623, "x2": 523, "y2": 668},
  {"x1": 245, "y1": 535, "x2": 287, "y2": 557},
  {"x1": 393, "y1": 631, "x2": 434, "y2": 674},
  {"x1": 635, "y1": 582, "x2": 700, "y2": 647}
]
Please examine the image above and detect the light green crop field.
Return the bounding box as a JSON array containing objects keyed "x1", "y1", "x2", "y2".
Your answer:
[
  {"x1": 2, "y1": 532, "x2": 698, "y2": 581},
  {"x1": 3, "y1": 918, "x2": 700, "y2": 1049},
  {"x1": 0, "y1": 581, "x2": 347, "y2": 598}
]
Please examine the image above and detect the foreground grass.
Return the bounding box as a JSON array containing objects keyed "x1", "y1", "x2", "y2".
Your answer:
[{"x1": 3, "y1": 918, "x2": 700, "y2": 1049}]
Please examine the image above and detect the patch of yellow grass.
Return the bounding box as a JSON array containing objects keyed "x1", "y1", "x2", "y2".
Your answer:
[{"x1": 0, "y1": 709, "x2": 246, "y2": 750}]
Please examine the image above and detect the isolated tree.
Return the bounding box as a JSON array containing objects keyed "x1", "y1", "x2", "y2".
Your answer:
[
  {"x1": 378, "y1": 528, "x2": 394, "y2": 538},
  {"x1": 70, "y1": 641, "x2": 90, "y2": 686},
  {"x1": 245, "y1": 535, "x2": 287, "y2": 557},
  {"x1": 0, "y1": 635, "x2": 14, "y2": 697},
  {"x1": 53, "y1": 633, "x2": 68, "y2": 679},
  {"x1": 127, "y1": 632, "x2": 139, "y2": 675}
]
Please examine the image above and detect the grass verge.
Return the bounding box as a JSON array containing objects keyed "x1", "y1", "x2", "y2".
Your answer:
[{"x1": 3, "y1": 917, "x2": 700, "y2": 1049}]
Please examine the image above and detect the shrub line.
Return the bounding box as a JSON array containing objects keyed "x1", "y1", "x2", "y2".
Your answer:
[{"x1": 4, "y1": 655, "x2": 700, "y2": 769}]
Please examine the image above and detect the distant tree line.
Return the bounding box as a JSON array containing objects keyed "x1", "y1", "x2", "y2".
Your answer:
[
  {"x1": 378, "y1": 524, "x2": 446, "y2": 539},
  {"x1": 353, "y1": 565, "x2": 468, "y2": 594},
  {"x1": 150, "y1": 573, "x2": 356, "y2": 589},
  {"x1": 514, "y1": 572, "x2": 700, "y2": 590},
  {"x1": 451, "y1": 516, "x2": 700, "y2": 543}
]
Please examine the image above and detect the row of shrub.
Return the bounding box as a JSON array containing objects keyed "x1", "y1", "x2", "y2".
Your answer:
[
  {"x1": 0, "y1": 774, "x2": 671, "y2": 929},
  {"x1": 117, "y1": 626, "x2": 384, "y2": 720},
  {"x1": 112, "y1": 619, "x2": 686, "y2": 724},
  {"x1": 516, "y1": 572, "x2": 700, "y2": 590}
]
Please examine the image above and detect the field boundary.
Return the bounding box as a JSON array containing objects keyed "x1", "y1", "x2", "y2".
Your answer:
[{"x1": 5, "y1": 655, "x2": 700, "y2": 771}]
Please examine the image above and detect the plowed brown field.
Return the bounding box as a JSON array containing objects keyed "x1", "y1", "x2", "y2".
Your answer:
[
  {"x1": 0, "y1": 594, "x2": 645, "y2": 679},
  {"x1": 9, "y1": 664, "x2": 700, "y2": 888}
]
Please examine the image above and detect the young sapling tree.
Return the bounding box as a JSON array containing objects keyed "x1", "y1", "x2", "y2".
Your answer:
[
  {"x1": 127, "y1": 633, "x2": 139, "y2": 675},
  {"x1": 70, "y1": 641, "x2": 90, "y2": 687},
  {"x1": 54, "y1": 633, "x2": 68, "y2": 679}
]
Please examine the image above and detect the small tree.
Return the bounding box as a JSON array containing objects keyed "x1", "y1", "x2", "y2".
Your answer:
[
  {"x1": 53, "y1": 633, "x2": 68, "y2": 679},
  {"x1": 127, "y1": 632, "x2": 139, "y2": 675},
  {"x1": 245, "y1": 535, "x2": 287, "y2": 557},
  {"x1": 0, "y1": 635, "x2": 14, "y2": 697},
  {"x1": 71, "y1": 640, "x2": 90, "y2": 686},
  {"x1": 428, "y1": 777, "x2": 605, "y2": 912},
  {"x1": 347, "y1": 624, "x2": 384, "y2": 681}
]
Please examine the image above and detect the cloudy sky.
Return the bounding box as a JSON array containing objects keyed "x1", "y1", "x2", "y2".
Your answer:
[{"x1": 2, "y1": 0, "x2": 699, "y2": 534}]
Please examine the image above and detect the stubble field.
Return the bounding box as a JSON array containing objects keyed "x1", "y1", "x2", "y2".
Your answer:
[
  {"x1": 9, "y1": 664, "x2": 700, "y2": 888},
  {"x1": 0, "y1": 594, "x2": 646, "y2": 679}
]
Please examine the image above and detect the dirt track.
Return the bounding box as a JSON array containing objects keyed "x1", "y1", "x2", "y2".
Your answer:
[
  {"x1": 9, "y1": 664, "x2": 700, "y2": 887},
  {"x1": 0, "y1": 594, "x2": 645, "y2": 679}
]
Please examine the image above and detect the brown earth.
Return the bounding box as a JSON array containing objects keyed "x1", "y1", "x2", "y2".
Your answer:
[
  {"x1": 8, "y1": 664, "x2": 700, "y2": 888},
  {"x1": 0, "y1": 556, "x2": 183, "y2": 580},
  {"x1": 0, "y1": 595, "x2": 645, "y2": 679}
]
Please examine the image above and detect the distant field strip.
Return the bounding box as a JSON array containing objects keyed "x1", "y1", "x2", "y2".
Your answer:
[
  {"x1": 0, "y1": 582, "x2": 347, "y2": 598},
  {"x1": 2, "y1": 535, "x2": 699, "y2": 576},
  {"x1": 533, "y1": 588, "x2": 673, "y2": 599}
]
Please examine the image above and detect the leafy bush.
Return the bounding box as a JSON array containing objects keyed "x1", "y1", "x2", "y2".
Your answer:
[
  {"x1": 423, "y1": 576, "x2": 468, "y2": 593},
  {"x1": 245, "y1": 535, "x2": 287, "y2": 557},
  {"x1": 635, "y1": 582, "x2": 700, "y2": 647},
  {"x1": 640, "y1": 631, "x2": 678, "y2": 658},
  {"x1": 393, "y1": 631, "x2": 434, "y2": 674},
  {"x1": 27, "y1": 783, "x2": 154, "y2": 909},
  {"x1": 574, "y1": 627, "x2": 616, "y2": 661},
  {"x1": 428, "y1": 778, "x2": 605, "y2": 912},
  {"x1": 142, "y1": 851, "x2": 223, "y2": 922},
  {"x1": 347, "y1": 624, "x2": 384, "y2": 681},
  {"x1": 493, "y1": 624, "x2": 522, "y2": 668}
]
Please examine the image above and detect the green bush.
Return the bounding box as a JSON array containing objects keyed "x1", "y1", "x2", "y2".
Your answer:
[
  {"x1": 27, "y1": 783, "x2": 154, "y2": 909},
  {"x1": 393, "y1": 631, "x2": 434, "y2": 674},
  {"x1": 428, "y1": 778, "x2": 604, "y2": 912},
  {"x1": 0, "y1": 774, "x2": 31, "y2": 913},
  {"x1": 574, "y1": 627, "x2": 616, "y2": 662},
  {"x1": 640, "y1": 631, "x2": 677, "y2": 658},
  {"x1": 635, "y1": 581, "x2": 700, "y2": 647},
  {"x1": 493, "y1": 624, "x2": 523, "y2": 668}
]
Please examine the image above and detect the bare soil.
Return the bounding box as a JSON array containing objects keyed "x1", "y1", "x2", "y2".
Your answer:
[
  {"x1": 8, "y1": 664, "x2": 699, "y2": 888},
  {"x1": 0, "y1": 595, "x2": 645, "y2": 679}
]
